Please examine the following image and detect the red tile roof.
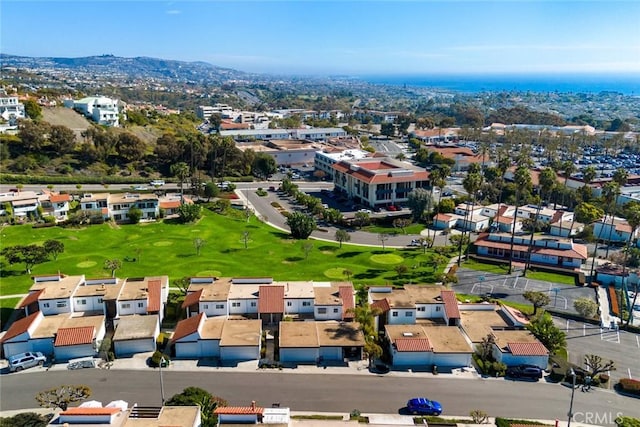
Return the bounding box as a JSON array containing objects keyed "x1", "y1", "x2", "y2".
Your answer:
[
  {"x1": 332, "y1": 160, "x2": 430, "y2": 185},
  {"x1": 394, "y1": 337, "x2": 433, "y2": 352},
  {"x1": 18, "y1": 289, "x2": 44, "y2": 308},
  {"x1": 440, "y1": 290, "x2": 460, "y2": 319},
  {"x1": 0, "y1": 312, "x2": 40, "y2": 343},
  {"x1": 339, "y1": 286, "x2": 355, "y2": 319},
  {"x1": 434, "y1": 213, "x2": 452, "y2": 221},
  {"x1": 258, "y1": 285, "x2": 284, "y2": 314},
  {"x1": 49, "y1": 194, "x2": 71, "y2": 203},
  {"x1": 214, "y1": 406, "x2": 264, "y2": 415},
  {"x1": 54, "y1": 326, "x2": 95, "y2": 347},
  {"x1": 172, "y1": 313, "x2": 203, "y2": 343},
  {"x1": 474, "y1": 236, "x2": 588, "y2": 260},
  {"x1": 507, "y1": 342, "x2": 549, "y2": 356},
  {"x1": 371, "y1": 298, "x2": 390, "y2": 313},
  {"x1": 160, "y1": 200, "x2": 181, "y2": 209},
  {"x1": 147, "y1": 279, "x2": 162, "y2": 313},
  {"x1": 61, "y1": 407, "x2": 121, "y2": 416},
  {"x1": 181, "y1": 289, "x2": 203, "y2": 309}
]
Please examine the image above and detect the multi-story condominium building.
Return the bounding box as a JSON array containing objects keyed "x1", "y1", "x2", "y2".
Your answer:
[
  {"x1": 219, "y1": 127, "x2": 347, "y2": 142},
  {"x1": 0, "y1": 191, "x2": 71, "y2": 221},
  {"x1": 197, "y1": 104, "x2": 234, "y2": 119},
  {"x1": 80, "y1": 193, "x2": 159, "y2": 222},
  {"x1": 332, "y1": 158, "x2": 430, "y2": 209},
  {"x1": 64, "y1": 96, "x2": 120, "y2": 126},
  {"x1": 314, "y1": 149, "x2": 370, "y2": 179},
  {"x1": 0, "y1": 93, "x2": 25, "y2": 122}
]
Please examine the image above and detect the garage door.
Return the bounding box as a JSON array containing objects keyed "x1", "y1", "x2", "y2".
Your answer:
[
  {"x1": 432, "y1": 353, "x2": 470, "y2": 368},
  {"x1": 175, "y1": 341, "x2": 199, "y2": 359},
  {"x1": 220, "y1": 346, "x2": 259, "y2": 362},
  {"x1": 114, "y1": 338, "x2": 155, "y2": 357},
  {"x1": 54, "y1": 344, "x2": 95, "y2": 362},
  {"x1": 279, "y1": 348, "x2": 319, "y2": 363},
  {"x1": 3, "y1": 341, "x2": 32, "y2": 359},
  {"x1": 319, "y1": 347, "x2": 342, "y2": 361}
]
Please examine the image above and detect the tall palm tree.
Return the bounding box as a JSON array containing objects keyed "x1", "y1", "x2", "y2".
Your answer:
[
  {"x1": 171, "y1": 162, "x2": 190, "y2": 202},
  {"x1": 348, "y1": 303, "x2": 383, "y2": 366},
  {"x1": 622, "y1": 202, "x2": 640, "y2": 327},
  {"x1": 587, "y1": 182, "x2": 619, "y2": 286},
  {"x1": 458, "y1": 165, "x2": 483, "y2": 265},
  {"x1": 604, "y1": 168, "x2": 629, "y2": 258},
  {"x1": 508, "y1": 165, "x2": 532, "y2": 274}
]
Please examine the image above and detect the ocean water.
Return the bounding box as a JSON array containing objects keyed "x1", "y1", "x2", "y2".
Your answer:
[{"x1": 360, "y1": 73, "x2": 640, "y2": 95}]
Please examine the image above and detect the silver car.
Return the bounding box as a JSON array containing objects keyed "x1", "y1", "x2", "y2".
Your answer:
[{"x1": 8, "y1": 351, "x2": 46, "y2": 372}]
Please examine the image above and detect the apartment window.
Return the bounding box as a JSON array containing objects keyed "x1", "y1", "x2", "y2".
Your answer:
[
  {"x1": 138, "y1": 302, "x2": 144, "y2": 308},
  {"x1": 417, "y1": 306, "x2": 425, "y2": 312},
  {"x1": 333, "y1": 308, "x2": 339, "y2": 313},
  {"x1": 97, "y1": 298, "x2": 103, "y2": 304},
  {"x1": 287, "y1": 302, "x2": 292, "y2": 307},
  {"x1": 215, "y1": 304, "x2": 224, "y2": 309},
  {"x1": 43, "y1": 303, "x2": 50, "y2": 308},
  {"x1": 250, "y1": 302, "x2": 256, "y2": 307},
  {"x1": 302, "y1": 301, "x2": 311, "y2": 307},
  {"x1": 232, "y1": 302, "x2": 241, "y2": 308},
  {"x1": 405, "y1": 312, "x2": 413, "y2": 317},
  {"x1": 77, "y1": 299, "x2": 86, "y2": 305},
  {"x1": 317, "y1": 308, "x2": 327, "y2": 314},
  {"x1": 122, "y1": 303, "x2": 131, "y2": 309},
  {"x1": 392, "y1": 311, "x2": 398, "y2": 317},
  {"x1": 203, "y1": 305, "x2": 209, "y2": 310},
  {"x1": 436, "y1": 306, "x2": 442, "y2": 312},
  {"x1": 56, "y1": 301, "x2": 67, "y2": 308}
]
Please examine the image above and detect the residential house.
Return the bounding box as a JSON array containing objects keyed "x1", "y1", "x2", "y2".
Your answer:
[
  {"x1": 0, "y1": 191, "x2": 40, "y2": 219},
  {"x1": 332, "y1": 158, "x2": 430, "y2": 209},
  {"x1": 593, "y1": 216, "x2": 639, "y2": 243},
  {"x1": 473, "y1": 232, "x2": 588, "y2": 270},
  {"x1": 159, "y1": 194, "x2": 192, "y2": 217},
  {"x1": 116, "y1": 276, "x2": 169, "y2": 324},
  {"x1": 26, "y1": 274, "x2": 85, "y2": 316},
  {"x1": 65, "y1": 96, "x2": 120, "y2": 127},
  {"x1": 432, "y1": 213, "x2": 460, "y2": 230},
  {"x1": 313, "y1": 282, "x2": 355, "y2": 321},
  {"x1": 80, "y1": 193, "x2": 160, "y2": 222},
  {"x1": 112, "y1": 315, "x2": 160, "y2": 357},
  {"x1": 278, "y1": 321, "x2": 364, "y2": 364},
  {"x1": 426, "y1": 146, "x2": 489, "y2": 171},
  {"x1": 0, "y1": 93, "x2": 25, "y2": 123},
  {"x1": 595, "y1": 263, "x2": 639, "y2": 289},
  {"x1": 39, "y1": 192, "x2": 72, "y2": 221},
  {"x1": 453, "y1": 203, "x2": 490, "y2": 232}
]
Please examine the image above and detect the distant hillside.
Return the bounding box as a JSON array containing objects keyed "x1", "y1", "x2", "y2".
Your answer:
[
  {"x1": 41, "y1": 107, "x2": 93, "y2": 137},
  {"x1": 0, "y1": 54, "x2": 251, "y2": 84}
]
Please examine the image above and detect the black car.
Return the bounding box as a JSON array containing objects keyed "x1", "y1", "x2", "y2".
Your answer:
[
  {"x1": 506, "y1": 365, "x2": 543, "y2": 380},
  {"x1": 371, "y1": 362, "x2": 390, "y2": 374}
]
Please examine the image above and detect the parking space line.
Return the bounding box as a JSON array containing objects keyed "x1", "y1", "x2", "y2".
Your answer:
[
  {"x1": 636, "y1": 335, "x2": 639, "y2": 348},
  {"x1": 566, "y1": 319, "x2": 570, "y2": 332},
  {"x1": 471, "y1": 283, "x2": 493, "y2": 295}
]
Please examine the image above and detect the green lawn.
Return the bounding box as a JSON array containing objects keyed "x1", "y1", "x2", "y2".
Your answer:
[
  {"x1": 0, "y1": 297, "x2": 22, "y2": 328},
  {"x1": 361, "y1": 223, "x2": 425, "y2": 235},
  {"x1": 462, "y1": 258, "x2": 511, "y2": 274},
  {"x1": 525, "y1": 270, "x2": 576, "y2": 285},
  {"x1": 0, "y1": 209, "x2": 449, "y2": 296}
]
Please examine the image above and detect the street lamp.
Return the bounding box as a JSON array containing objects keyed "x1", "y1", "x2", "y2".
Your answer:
[{"x1": 567, "y1": 368, "x2": 576, "y2": 427}]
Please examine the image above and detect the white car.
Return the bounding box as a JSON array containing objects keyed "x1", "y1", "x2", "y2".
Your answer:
[
  {"x1": 358, "y1": 209, "x2": 372, "y2": 214},
  {"x1": 8, "y1": 352, "x2": 46, "y2": 372}
]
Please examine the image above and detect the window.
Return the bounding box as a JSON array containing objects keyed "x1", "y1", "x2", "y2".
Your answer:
[
  {"x1": 203, "y1": 305, "x2": 209, "y2": 310},
  {"x1": 333, "y1": 308, "x2": 339, "y2": 313},
  {"x1": 287, "y1": 302, "x2": 292, "y2": 307},
  {"x1": 97, "y1": 298, "x2": 103, "y2": 304},
  {"x1": 405, "y1": 312, "x2": 413, "y2": 317},
  {"x1": 417, "y1": 306, "x2": 425, "y2": 312},
  {"x1": 56, "y1": 301, "x2": 67, "y2": 308},
  {"x1": 250, "y1": 302, "x2": 256, "y2": 307},
  {"x1": 302, "y1": 301, "x2": 311, "y2": 307},
  {"x1": 138, "y1": 302, "x2": 144, "y2": 308},
  {"x1": 122, "y1": 303, "x2": 131, "y2": 309},
  {"x1": 43, "y1": 303, "x2": 50, "y2": 308},
  {"x1": 77, "y1": 299, "x2": 86, "y2": 305},
  {"x1": 392, "y1": 311, "x2": 398, "y2": 317},
  {"x1": 317, "y1": 308, "x2": 327, "y2": 314},
  {"x1": 232, "y1": 302, "x2": 241, "y2": 308},
  {"x1": 435, "y1": 306, "x2": 442, "y2": 312},
  {"x1": 215, "y1": 304, "x2": 224, "y2": 309}
]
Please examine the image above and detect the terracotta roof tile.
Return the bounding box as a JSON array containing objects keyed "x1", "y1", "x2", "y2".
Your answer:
[
  {"x1": 160, "y1": 200, "x2": 181, "y2": 209},
  {"x1": 49, "y1": 194, "x2": 71, "y2": 203},
  {"x1": 54, "y1": 326, "x2": 95, "y2": 346},
  {"x1": 214, "y1": 406, "x2": 264, "y2": 415},
  {"x1": 394, "y1": 337, "x2": 433, "y2": 352},
  {"x1": 181, "y1": 289, "x2": 203, "y2": 309},
  {"x1": 371, "y1": 298, "x2": 390, "y2": 313},
  {"x1": 508, "y1": 342, "x2": 548, "y2": 356},
  {"x1": 172, "y1": 313, "x2": 203, "y2": 343},
  {"x1": 434, "y1": 213, "x2": 452, "y2": 221},
  {"x1": 147, "y1": 279, "x2": 162, "y2": 313},
  {"x1": 440, "y1": 290, "x2": 460, "y2": 319},
  {"x1": 0, "y1": 312, "x2": 40, "y2": 343},
  {"x1": 18, "y1": 289, "x2": 44, "y2": 308},
  {"x1": 61, "y1": 407, "x2": 121, "y2": 416},
  {"x1": 339, "y1": 286, "x2": 355, "y2": 319},
  {"x1": 258, "y1": 285, "x2": 284, "y2": 314}
]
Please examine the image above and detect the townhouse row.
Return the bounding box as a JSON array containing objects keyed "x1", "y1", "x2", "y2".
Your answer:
[{"x1": 0, "y1": 190, "x2": 189, "y2": 222}]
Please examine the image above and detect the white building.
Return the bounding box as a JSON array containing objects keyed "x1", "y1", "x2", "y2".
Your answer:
[
  {"x1": 0, "y1": 93, "x2": 25, "y2": 123},
  {"x1": 314, "y1": 149, "x2": 370, "y2": 179},
  {"x1": 65, "y1": 96, "x2": 120, "y2": 126}
]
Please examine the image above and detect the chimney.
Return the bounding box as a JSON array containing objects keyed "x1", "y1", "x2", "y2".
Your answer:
[{"x1": 251, "y1": 401, "x2": 256, "y2": 410}]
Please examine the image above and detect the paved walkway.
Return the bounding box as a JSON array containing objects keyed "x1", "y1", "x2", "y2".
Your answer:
[{"x1": 596, "y1": 285, "x2": 619, "y2": 328}]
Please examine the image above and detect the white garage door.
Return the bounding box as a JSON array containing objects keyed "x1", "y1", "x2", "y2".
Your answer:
[
  {"x1": 114, "y1": 338, "x2": 155, "y2": 357},
  {"x1": 220, "y1": 346, "x2": 259, "y2": 362},
  {"x1": 54, "y1": 344, "x2": 95, "y2": 362},
  {"x1": 3, "y1": 341, "x2": 32, "y2": 358},
  {"x1": 175, "y1": 341, "x2": 200, "y2": 359},
  {"x1": 279, "y1": 348, "x2": 319, "y2": 363}
]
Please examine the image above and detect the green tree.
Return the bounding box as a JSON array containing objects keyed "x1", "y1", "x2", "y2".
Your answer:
[
  {"x1": 0, "y1": 412, "x2": 49, "y2": 427},
  {"x1": 348, "y1": 303, "x2": 382, "y2": 366},
  {"x1": 203, "y1": 182, "x2": 220, "y2": 201},
  {"x1": 104, "y1": 258, "x2": 122, "y2": 278},
  {"x1": 23, "y1": 99, "x2": 43, "y2": 121},
  {"x1": 49, "y1": 124, "x2": 77, "y2": 154},
  {"x1": 378, "y1": 233, "x2": 390, "y2": 251},
  {"x1": 302, "y1": 242, "x2": 314, "y2": 259},
  {"x1": 526, "y1": 312, "x2": 566, "y2": 355},
  {"x1": 523, "y1": 290, "x2": 551, "y2": 315},
  {"x1": 171, "y1": 162, "x2": 190, "y2": 200},
  {"x1": 615, "y1": 417, "x2": 640, "y2": 427},
  {"x1": 127, "y1": 207, "x2": 142, "y2": 224},
  {"x1": 622, "y1": 201, "x2": 640, "y2": 326},
  {"x1": 252, "y1": 152, "x2": 277, "y2": 180},
  {"x1": 573, "y1": 297, "x2": 599, "y2": 319},
  {"x1": 406, "y1": 188, "x2": 432, "y2": 222},
  {"x1": 354, "y1": 211, "x2": 370, "y2": 228},
  {"x1": 166, "y1": 387, "x2": 227, "y2": 427},
  {"x1": 1, "y1": 244, "x2": 48, "y2": 274},
  {"x1": 177, "y1": 203, "x2": 202, "y2": 223},
  {"x1": 116, "y1": 132, "x2": 147, "y2": 163},
  {"x1": 43, "y1": 239, "x2": 65, "y2": 261},
  {"x1": 193, "y1": 238, "x2": 206, "y2": 256},
  {"x1": 335, "y1": 229, "x2": 350, "y2": 248},
  {"x1": 35, "y1": 385, "x2": 92, "y2": 411},
  {"x1": 392, "y1": 217, "x2": 411, "y2": 233},
  {"x1": 285, "y1": 212, "x2": 316, "y2": 239}
]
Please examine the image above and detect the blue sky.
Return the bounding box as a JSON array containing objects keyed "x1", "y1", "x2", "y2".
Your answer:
[{"x1": 2, "y1": 1, "x2": 639, "y2": 76}]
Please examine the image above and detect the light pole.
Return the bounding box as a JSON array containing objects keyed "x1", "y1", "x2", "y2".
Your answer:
[{"x1": 567, "y1": 368, "x2": 576, "y2": 427}]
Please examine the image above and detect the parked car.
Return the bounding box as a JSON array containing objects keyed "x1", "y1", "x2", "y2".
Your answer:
[
  {"x1": 8, "y1": 352, "x2": 47, "y2": 372},
  {"x1": 506, "y1": 365, "x2": 543, "y2": 380},
  {"x1": 149, "y1": 180, "x2": 165, "y2": 186},
  {"x1": 371, "y1": 362, "x2": 390, "y2": 374},
  {"x1": 358, "y1": 208, "x2": 372, "y2": 214},
  {"x1": 406, "y1": 397, "x2": 442, "y2": 416},
  {"x1": 387, "y1": 205, "x2": 398, "y2": 211}
]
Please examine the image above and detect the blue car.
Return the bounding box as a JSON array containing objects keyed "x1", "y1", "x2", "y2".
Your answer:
[{"x1": 406, "y1": 397, "x2": 442, "y2": 416}]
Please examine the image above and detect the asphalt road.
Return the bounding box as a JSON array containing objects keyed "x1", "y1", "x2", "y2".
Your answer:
[{"x1": 1, "y1": 369, "x2": 638, "y2": 424}]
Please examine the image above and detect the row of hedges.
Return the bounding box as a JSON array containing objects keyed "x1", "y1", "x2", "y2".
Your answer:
[
  {"x1": 0, "y1": 173, "x2": 174, "y2": 185},
  {"x1": 618, "y1": 378, "x2": 640, "y2": 395}
]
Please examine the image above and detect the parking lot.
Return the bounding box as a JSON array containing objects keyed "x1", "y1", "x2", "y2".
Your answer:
[{"x1": 452, "y1": 268, "x2": 597, "y2": 314}]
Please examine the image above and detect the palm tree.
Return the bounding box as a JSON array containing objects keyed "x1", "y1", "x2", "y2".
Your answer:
[
  {"x1": 604, "y1": 168, "x2": 629, "y2": 258},
  {"x1": 348, "y1": 304, "x2": 382, "y2": 367},
  {"x1": 508, "y1": 165, "x2": 532, "y2": 274},
  {"x1": 622, "y1": 202, "x2": 640, "y2": 327},
  {"x1": 458, "y1": 165, "x2": 483, "y2": 265},
  {"x1": 587, "y1": 182, "x2": 619, "y2": 286},
  {"x1": 171, "y1": 162, "x2": 190, "y2": 202}
]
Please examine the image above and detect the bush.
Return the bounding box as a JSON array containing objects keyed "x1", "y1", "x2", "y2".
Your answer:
[
  {"x1": 150, "y1": 351, "x2": 170, "y2": 367},
  {"x1": 619, "y1": 378, "x2": 640, "y2": 393}
]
